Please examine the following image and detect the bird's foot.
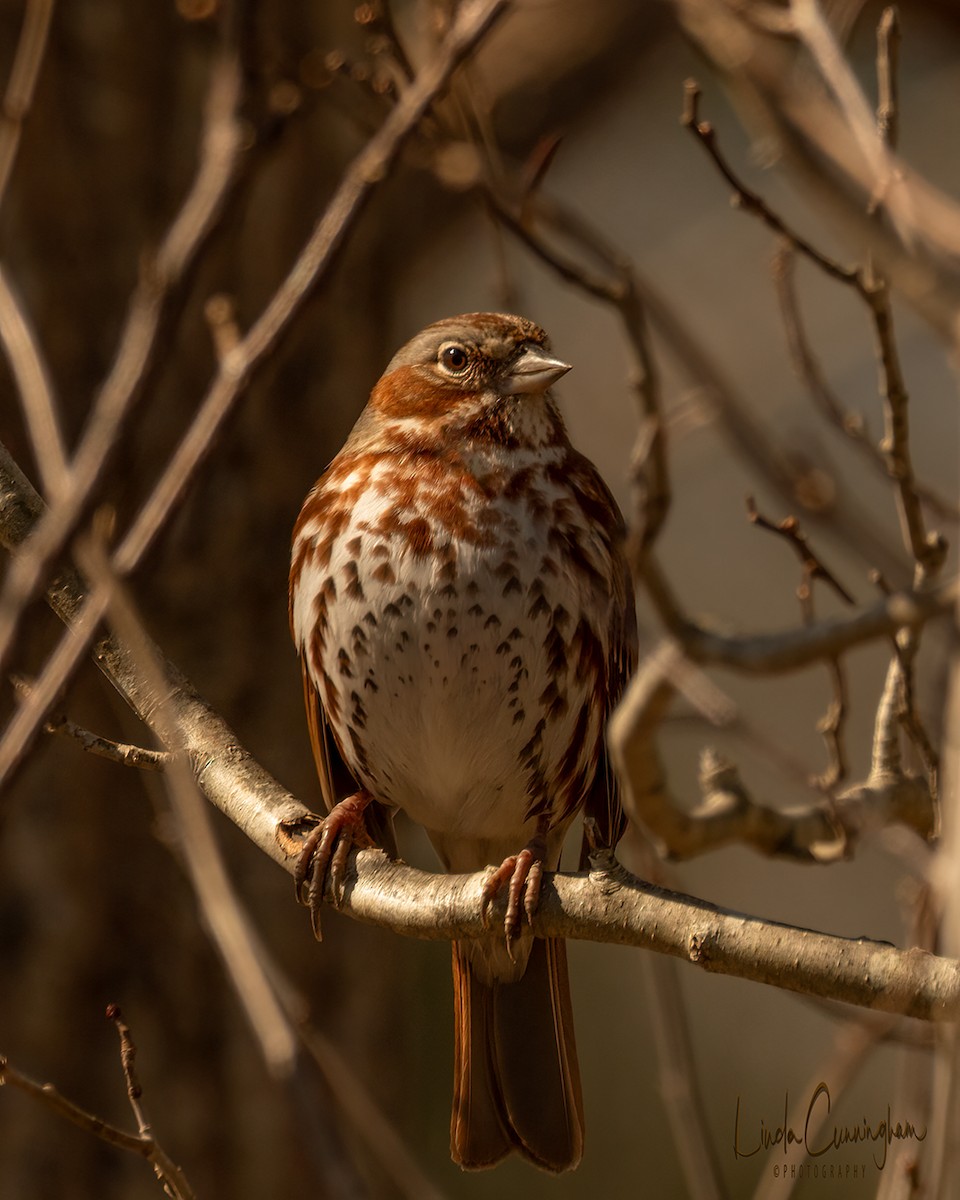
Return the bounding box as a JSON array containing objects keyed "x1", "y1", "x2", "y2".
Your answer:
[
  {"x1": 481, "y1": 834, "x2": 547, "y2": 961},
  {"x1": 294, "y1": 791, "x2": 374, "y2": 938}
]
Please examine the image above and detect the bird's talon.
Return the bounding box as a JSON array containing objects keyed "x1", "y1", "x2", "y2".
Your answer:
[
  {"x1": 330, "y1": 836, "x2": 352, "y2": 906},
  {"x1": 293, "y1": 823, "x2": 324, "y2": 904},
  {"x1": 292, "y1": 792, "x2": 372, "y2": 937}
]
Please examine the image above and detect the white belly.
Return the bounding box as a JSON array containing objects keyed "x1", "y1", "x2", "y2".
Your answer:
[{"x1": 292, "y1": 480, "x2": 606, "y2": 855}]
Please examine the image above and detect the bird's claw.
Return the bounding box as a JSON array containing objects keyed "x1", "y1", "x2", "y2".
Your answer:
[
  {"x1": 294, "y1": 791, "x2": 373, "y2": 939},
  {"x1": 481, "y1": 839, "x2": 546, "y2": 957}
]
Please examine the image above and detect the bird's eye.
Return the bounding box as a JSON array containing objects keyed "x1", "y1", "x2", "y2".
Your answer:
[{"x1": 439, "y1": 344, "x2": 469, "y2": 372}]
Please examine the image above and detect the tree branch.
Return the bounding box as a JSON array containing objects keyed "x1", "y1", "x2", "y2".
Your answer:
[
  {"x1": 0, "y1": 0, "x2": 512, "y2": 789},
  {"x1": 2, "y1": 439, "x2": 959, "y2": 1023},
  {"x1": 0, "y1": 1048, "x2": 195, "y2": 1200}
]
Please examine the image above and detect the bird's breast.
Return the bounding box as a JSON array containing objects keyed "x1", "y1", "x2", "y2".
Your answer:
[{"x1": 291, "y1": 451, "x2": 613, "y2": 850}]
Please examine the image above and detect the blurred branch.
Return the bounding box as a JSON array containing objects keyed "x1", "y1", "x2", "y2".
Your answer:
[
  {"x1": 477, "y1": 161, "x2": 913, "y2": 584},
  {"x1": 0, "y1": 0, "x2": 512, "y2": 791},
  {"x1": 608, "y1": 639, "x2": 937, "y2": 863},
  {"x1": 0, "y1": 264, "x2": 67, "y2": 498},
  {"x1": 0, "y1": 44, "x2": 246, "y2": 682},
  {"x1": 745, "y1": 495, "x2": 855, "y2": 789},
  {"x1": 0, "y1": 0, "x2": 53, "y2": 213},
  {"x1": 752, "y1": 1014, "x2": 896, "y2": 1200},
  {"x1": 640, "y1": 552, "x2": 955, "y2": 673},
  {"x1": 673, "y1": 0, "x2": 960, "y2": 336},
  {"x1": 81, "y1": 530, "x2": 301, "y2": 1078},
  {"x1": 484, "y1": 186, "x2": 669, "y2": 563},
  {"x1": 772, "y1": 244, "x2": 959, "y2": 524},
  {"x1": 1, "y1": 442, "x2": 958, "y2": 1025},
  {"x1": 682, "y1": 77, "x2": 856, "y2": 286},
  {"x1": 685, "y1": 75, "x2": 950, "y2": 574}
]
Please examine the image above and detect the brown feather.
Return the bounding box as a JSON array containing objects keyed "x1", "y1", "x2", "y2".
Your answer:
[
  {"x1": 301, "y1": 656, "x2": 337, "y2": 815},
  {"x1": 451, "y1": 937, "x2": 584, "y2": 1173}
]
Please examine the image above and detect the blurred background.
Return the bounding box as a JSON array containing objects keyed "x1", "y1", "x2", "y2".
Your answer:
[{"x1": 0, "y1": 1, "x2": 957, "y2": 1196}]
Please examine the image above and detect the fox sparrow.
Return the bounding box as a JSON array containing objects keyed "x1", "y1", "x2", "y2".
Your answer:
[{"x1": 289, "y1": 312, "x2": 636, "y2": 1172}]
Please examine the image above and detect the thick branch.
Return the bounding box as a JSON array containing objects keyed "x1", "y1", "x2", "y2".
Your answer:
[
  {"x1": 2, "y1": 441, "x2": 959, "y2": 1023},
  {"x1": 334, "y1": 850, "x2": 960, "y2": 1023}
]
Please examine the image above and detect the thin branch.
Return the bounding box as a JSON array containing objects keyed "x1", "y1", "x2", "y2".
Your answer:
[
  {"x1": 788, "y1": 0, "x2": 915, "y2": 250},
  {"x1": 117, "y1": 0, "x2": 511, "y2": 578},
  {"x1": 771, "y1": 243, "x2": 959, "y2": 523},
  {"x1": 84, "y1": 534, "x2": 300, "y2": 1078},
  {"x1": 0, "y1": 46, "x2": 246, "y2": 681},
  {"x1": 875, "y1": 7, "x2": 901, "y2": 153},
  {"x1": 639, "y1": 553, "x2": 955, "y2": 675},
  {"x1": 0, "y1": 263, "x2": 68, "y2": 498},
  {"x1": 482, "y1": 170, "x2": 911, "y2": 586},
  {"x1": 483, "y1": 187, "x2": 669, "y2": 562},
  {"x1": 106, "y1": 1005, "x2": 153, "y2": 1141},
  {"x1": 0, "y1": 0, "x2": 54, "y2": 214},
  {"x1": 745, "y1": 495, "x2": 855, "y2": 788},
  {"x1": 0, "y1": 0, "x2": 512, "y2": 790},
  {"x1": 0, "y1": 1052, "x2": 196, "y2": 1200},
  {"x1": 746, "y1": 495, "x2": 856, "y2": 606},
  {"x1": 683, "y1": 77, "x2": 949, "y2": 580},
  {"x1": 45, "y1": 713, "x2": 172, "y2": 771},
  {"x1": 682, "y1": 78, "x2": 857, "y2": 286},
  {"x1": 868, "y1": 272, "x2": 946, "y2": 576}
]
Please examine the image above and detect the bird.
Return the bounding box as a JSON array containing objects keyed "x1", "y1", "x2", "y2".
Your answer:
[{"x1": 289, "y1": 311, "x2": 636, "y2": 1172}]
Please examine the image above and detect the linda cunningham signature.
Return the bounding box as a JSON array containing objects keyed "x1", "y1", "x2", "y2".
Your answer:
[{"x1": 734, "y1": 1082, "x2": 926, "y2": 1170}]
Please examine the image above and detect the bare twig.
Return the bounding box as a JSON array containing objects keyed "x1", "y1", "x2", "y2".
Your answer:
[
  {"x1": 867, "y1": 272, "x2": 947, "y2": 576},
  {"x1": 106, "y1": 1005, "x2": 152, "y2": 1140},
  {"x1": 875, "y1": 7, "x2": 901, "y2": 154},
  {"x1": 788, "y1": 0, "x2": 915, "y2": 249},
  {"x1": 45, "y1": 712, "x2": 172, "y2": 772},
  {"x1": 483, "y1": 188, "x2": 669, "y2": 561},
  {"x1": 685, "y1": 79, "x2": 951, "y2": 576},
  {"x1": 746, "y1": 495, "x2": 855, "y2": 607},
  {"x1": 482, "y1": 169, "x2": 910, "y2": 587},
  {"x1": 0, "y1": 1051, "x2": 196, "y2": 1200},
  {"x1": 746, "y1": 495, "x2": 854, "y2": 788},
  {"x1": 84, "y1": 533, "x2": 300, "y2": 1077},
  {"x1": 682, "y1": 78, "x2": 857, "y2": 286},
  {"x1": 118, "y1": 0, "x2": 511, "y2": 578}
]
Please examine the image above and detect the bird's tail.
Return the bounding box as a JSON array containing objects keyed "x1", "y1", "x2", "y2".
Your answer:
[{"x1": 450, "y1": 936, "x2": 584, "y2": 1172}]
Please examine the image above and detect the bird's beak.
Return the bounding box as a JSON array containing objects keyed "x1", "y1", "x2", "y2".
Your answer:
[{"x1": 501, "y1": 346, "x2": 572, "y2": 395}]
